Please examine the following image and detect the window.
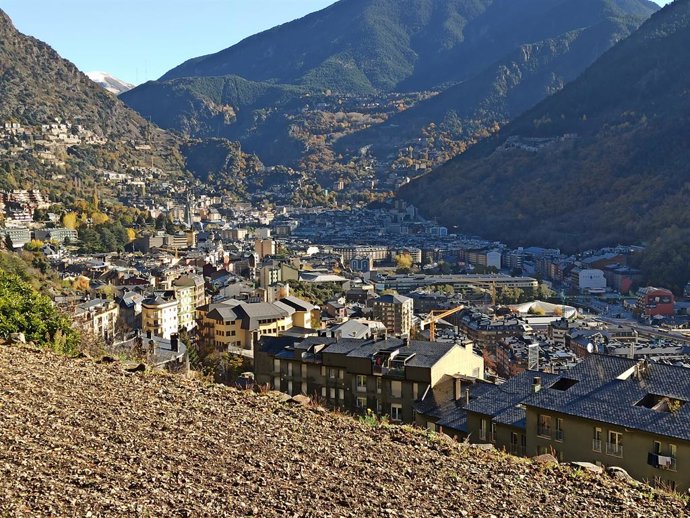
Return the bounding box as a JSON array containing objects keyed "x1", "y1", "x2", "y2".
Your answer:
[
  {"x1": 607, "y1": 431, "x2": 623, "y2": 457},
  {"x1": 356, "y1": 375, "x2": 367, "y2": 392},
  {"x1": 273, "y1": 376, "x2": 280, "y2": 390},
  {"x1": 490, "y1": 422, "x2": 496, "y2": 443},
  {"x1": 338, "y1": 389, "x2": 344, "y2": 401},
  {"x1": 593, "y1": 428, "x2": 602, "y2": 451},
  {"x1": 376, "y1": 377, "x2": 382, "y2": 394},
  {"x1": 321, "y1": 387, "x2": 326, "y2": 398},
  {"x1": 537, "y1": 415, "x2": 552, "y2": 438},
  {"x1": 391, "y1": 404, "x2": 402, "y2": 422},
  {"x1": 287, "y1": 363, "x2": 293, "y2": 376},
  {"x1": 391, "y1": 380, "x2": 402, "y2": 398},
  {"x1": 555, "y1": 418, "x2": 564, "y2": 441},
  {"x1": 329, "y1": 368, "x2": 337, "y2": 379},
  {"x1": 479, "y1": 419, "x2": 487, "y2": 441},
  {"x1": 338, "y1": 369, "x2": 344, "y2": 380},
  {"x1": 413, "y1": 383, "x2": 419, "y2": 400},
  {"x1": 654, "y1": 441, "x2": 662, "y2": 455},
  {"x1": 329, "y1": 388, "x2": 336, "y2": 400},
  {"x1": 356, "y1": 396, "x2": 367, "y2": 409},
  {"x1": 301, "y1": 364, "x2": 307, "y2": 378}
]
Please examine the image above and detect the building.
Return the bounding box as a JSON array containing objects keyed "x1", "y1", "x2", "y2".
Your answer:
[
  {"x1": 256, "y1": 336, "x2": 484, "y2": 424},
  {"x1": 524, "y1": 357, "x2": 690, "y2": 492},
  {"x1": 636, "y1": 287, "x2": 675, "y2": 317},
  {"x1": 172, "y1": 275, "x2": 205, "y2": 331},
  {"x1": 34, "y1": 227, "x2": 78, "y2": 244},
  {"x1": 142, "y1": 293, "x2": 179, "y2": 339},
  {"x1": 372, "y1": 294, "x2": 413, "y2": 336},
  {"x1": 116, "y1": 290, "x2": 144, "y2": 331},
  {"x1": 197, "y1": 297, "x2": 314, "y2": 353},
  {"x1": 456, "y1": 355, "x2": 690, "y2": 492},
  {"x1": 74, "y1": 298, "x2": 119, "y2": 341},
  {"x1": 255, "y1": 238, "x2": 276, "y2": 260},
  {"x1": 577, "y1": 269, "x2": 607, "y2": 292}
]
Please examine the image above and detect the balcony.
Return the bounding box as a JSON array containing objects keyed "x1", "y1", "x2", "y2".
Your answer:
[
  {"x1": 648, "y1": 452, "x2": 677, "y2": 472},
  {"x1": 592, "y1": 439, "x2": 602, "y2": 452},
  {"x1": 537, "y1": 425, "x2": 551, "y2": 438},
  {"x1": 606, "y1": 442, "x2": 624, "y2": 457}
]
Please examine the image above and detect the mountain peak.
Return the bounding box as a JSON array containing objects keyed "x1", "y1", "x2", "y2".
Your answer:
[{"x1": 86, "y1": 71, "x2": 134, "y2": 95}]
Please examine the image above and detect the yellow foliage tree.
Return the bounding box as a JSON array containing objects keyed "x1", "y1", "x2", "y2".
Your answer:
[
  {"x1": 395, "y1": 253, "x2": 413, "y2": 270},
  {"x1": 126, "y1": 228, "x2": 136, "y2": 242},
  {"x1": 91, "y1": 212, "x2": 109, "y2": 225},
  {"x1": 72, "y1": 276, "x2": 90, "y2": 292},
  {"x1": 62, "y1": 212, "x2": 78, "y2": 230}
]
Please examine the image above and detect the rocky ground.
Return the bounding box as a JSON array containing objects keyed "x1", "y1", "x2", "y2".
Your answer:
[{"x1": 0, "y1": 344, "x2": 686, "y2": 517}]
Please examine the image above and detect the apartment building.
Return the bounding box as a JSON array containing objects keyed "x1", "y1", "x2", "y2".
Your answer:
[
  {"x1": 172, "y1": 275, "x2": 205, "y2": 331},
  {"x1": 372, "y1": 294, "x2": 413, "y2": 336},
  {"x1": 74, "y1": 298, "x2": 119, "y2": 341},
  {"x1": 197, "y1": 296, "x2": 315, "y2": 353},
  {"x1": 455, "y1": 355, "x2": 690, "y2": 492},
  {"x1": 142, "y1": 293, "x2": 179, "y2": 339},
  {"x1": 256, "y1": 336, "x2": 484, "y2": 424}
]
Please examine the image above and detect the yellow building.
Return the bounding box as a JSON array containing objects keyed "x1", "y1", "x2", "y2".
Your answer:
[{"x1": 197, "y1": 296, "x2": 316, "y2": 353}]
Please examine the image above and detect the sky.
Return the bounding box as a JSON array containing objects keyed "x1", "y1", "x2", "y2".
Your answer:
[
  {"x1": 0, "y1": 0, "x2": 674, "y2": 86},
  {"x1": 0, "y1": 0, "x2": 338, "y2": 85}
]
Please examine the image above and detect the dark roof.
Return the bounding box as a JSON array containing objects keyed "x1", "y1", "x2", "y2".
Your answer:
[
  {"x1": 524, "y1": 355, "x2": 690, "y2": 442},
  {"x1": 464, "y1": 370, "x2": 561, "y2": 430},
  {"x1": 279, "y1": 296, "x2": 316, "y2": 312}
]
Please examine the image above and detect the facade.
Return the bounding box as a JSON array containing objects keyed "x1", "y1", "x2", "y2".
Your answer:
[
  {"x1": 142, "y1": 293, "x2": 179, "y2": 339},
  {"x1": 74, "y1": 298, "x2": 119, "y2": 341},
  {"x1": 636, "y1": 287, "x2": 675, "y2": 317},
  {"x1": 34, "y1": 227, "x2": 78, "y2": 244},
  {"x1": 372, "y1": 294, "x2": 413, "y2": 336},
  {"x1": 256, "y1": 336, "x2": 484, "y2": 424},
  {"x1": 455, "y1": 356, "x2": 690, "y2": 492},
  {"x1": 196, "y1": 297, "x2": 315, "y2": 352},
  {"x1": 173, "y1": 275, "x2": 205, "y2": 331},
  {"x1": 577, "y1": 269, "x2": 607, "y2": 292}
]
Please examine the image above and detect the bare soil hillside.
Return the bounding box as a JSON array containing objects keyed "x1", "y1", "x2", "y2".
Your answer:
[{"x1": 0, "y1": 345, "x2": 685, "y2": 516}]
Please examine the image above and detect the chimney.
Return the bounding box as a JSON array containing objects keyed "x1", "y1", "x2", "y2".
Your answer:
[
  {"x1": 454, "y1": 377, "x2": 462, "y2": 401},
  {"x1": 532, "y1": 376, "x2": 542, "y2": 393},
  {"x1": 170, "y1": 333, "x2": 179, "y2": 352}
]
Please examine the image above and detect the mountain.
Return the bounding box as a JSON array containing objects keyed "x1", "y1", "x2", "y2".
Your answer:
[
  {"x1": 121, "y1": 0, "x2": 657, "y2": 168},
  {"x1": 86, "y1": 71, "x2": 134, "y2": 95},
  {"x1": 0, "y1": 344, "x2": 685, "y2": 515},
  {"x1": 335, "y1": 14, "x2": 647, "y2": 157},
  {"x1": 0, "y1": 9, "x2": 187, "y2": 193},
  {"x1": 400, "y1": 0, "x2": 690, "y2": 255}
]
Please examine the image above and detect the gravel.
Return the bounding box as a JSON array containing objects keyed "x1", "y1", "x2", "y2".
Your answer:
[{"x1": 0, "y1": 345, "x2": 686, "y2": 517}]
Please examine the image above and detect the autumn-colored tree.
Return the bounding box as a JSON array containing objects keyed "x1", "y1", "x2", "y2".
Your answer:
[
  {"x1": 91, "y1": 212, "x2": 110, "y2": 225},
  {"x1": 72, "y1": 276, "x2": 90, "y2": 293},
  {"x1": 395, "y1": 253, "x2": 413, "y2": 270},
  {"x1": 62, "y1": 212, "x2": 78, "y2": 230},
  {"x1": 126, "y1": 228, "x2": 136, "y2": 242}
]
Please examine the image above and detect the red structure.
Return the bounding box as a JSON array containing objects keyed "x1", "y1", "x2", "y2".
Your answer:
[{"x1": 636, "y1": 287, "x2": 675, "y2": 317}]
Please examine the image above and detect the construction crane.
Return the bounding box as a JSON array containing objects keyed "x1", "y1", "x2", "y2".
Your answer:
[{"x1": 419, "y1": 305, "x2": 465, "y2": 341}]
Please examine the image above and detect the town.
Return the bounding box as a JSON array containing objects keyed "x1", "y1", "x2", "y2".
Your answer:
[{"x1": 2, "y1": 174, "x2": 689, "y2": 492}]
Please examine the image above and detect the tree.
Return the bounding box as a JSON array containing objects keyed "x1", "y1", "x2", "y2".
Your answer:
[
  {"x1": 4, "y1": 235, "x2": 13, "y2": 251},
  {"x1": 395, "y1": 253, "x2": 413, "y2": 271},
  {"x1": 24, "y1": 240, "x2": 44, "y2": 252},
  {"x1": 126, "y1": 228, "x2": 136, "y2": 242},
  {"x1": 63, "y1": 212, "x2": 78, "y2": 230},
  {"x1": 91, "y1": 212, "x2": 109, "y2": 225}
]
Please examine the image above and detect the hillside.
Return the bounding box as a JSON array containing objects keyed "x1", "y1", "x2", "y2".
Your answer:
[
  {"x1": 121, "y1": 0, "x2": 657, "y2": 170},
  {"x1": 401, "y1": 0, "x2": 690, "y2": 253},
  {"x1": 0, "y1": 344, "x2": 686, "y2": 516},
  {"x1": 336, "y1": 15, "x2": 645, "y2": 158},
  {"x1": 0, "y1": 9, "x2": 187, "y2": 192},
  {"x1": 0, "y1": 10, "x2": 155, "y2": 141}
]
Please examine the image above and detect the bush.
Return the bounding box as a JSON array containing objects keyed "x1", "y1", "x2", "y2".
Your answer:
[{"x1": 0, "y1": 270, "x2": 80, "y2": 354}]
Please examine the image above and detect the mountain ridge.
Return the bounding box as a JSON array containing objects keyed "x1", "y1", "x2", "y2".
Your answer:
[{"x1": 399, "y1": 0, "x2": 690, "y2": 255}]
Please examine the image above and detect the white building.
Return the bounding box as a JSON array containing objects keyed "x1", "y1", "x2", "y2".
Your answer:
[{"x1": 578, "y1": 269, "x2": 607, "y2": 291}]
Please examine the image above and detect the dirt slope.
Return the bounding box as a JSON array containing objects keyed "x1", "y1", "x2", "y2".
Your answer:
[{"x1": 0, "y1": 345, "x2": 685, "y2": 516}]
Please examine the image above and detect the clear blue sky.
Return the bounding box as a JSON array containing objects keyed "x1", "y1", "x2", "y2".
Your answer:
[
  {"x1": 0, "y1": 0, "x2": 673, "y2": 86},
  {"x1": 0, "y1": 0, "x2": 338, "y2": 85}
]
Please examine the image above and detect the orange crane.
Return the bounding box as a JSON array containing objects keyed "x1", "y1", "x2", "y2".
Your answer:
[{"x1": 419, "y1": 305, "x2": 465, "y2": 341}]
